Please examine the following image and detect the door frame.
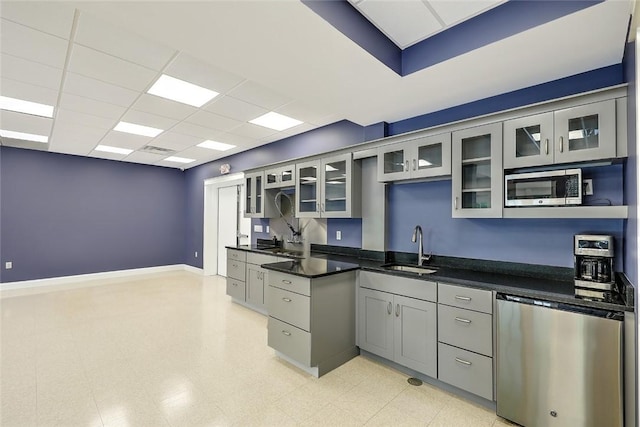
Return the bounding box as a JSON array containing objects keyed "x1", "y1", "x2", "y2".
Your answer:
[{"x1": 203, "y1": 172, "x2": 247, "y2": 276}]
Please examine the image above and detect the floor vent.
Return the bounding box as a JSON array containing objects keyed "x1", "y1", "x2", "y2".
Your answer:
[
  {"x1": 407, "y1": 377, "x2": 423, "y2": 386},
  {"x1": 139, "y1": 145, "x2": 175, "y2": 155}
]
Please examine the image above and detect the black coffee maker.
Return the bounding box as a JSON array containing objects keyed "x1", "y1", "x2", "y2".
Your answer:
[{"x1": 574, "y1": 234, "x2": 615, "y2": 298}]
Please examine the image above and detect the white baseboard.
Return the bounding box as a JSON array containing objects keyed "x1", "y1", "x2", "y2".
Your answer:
[{"x1": 0, "y1": 264, "x2": 203, "y2": 293}]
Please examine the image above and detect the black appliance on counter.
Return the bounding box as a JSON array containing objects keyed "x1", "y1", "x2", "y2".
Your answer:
[{"x1": 574, "y1": 234, "x2": 615, "y2": 299}]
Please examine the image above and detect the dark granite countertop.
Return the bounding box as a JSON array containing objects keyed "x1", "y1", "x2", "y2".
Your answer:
[{"x1": 229, "y1": 245, "x2": 633, "y2": 312}]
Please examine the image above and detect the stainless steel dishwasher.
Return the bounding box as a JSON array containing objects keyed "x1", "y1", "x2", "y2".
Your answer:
[{"x1": 496, "y1": 293, "x2": 624, "y2": 427}]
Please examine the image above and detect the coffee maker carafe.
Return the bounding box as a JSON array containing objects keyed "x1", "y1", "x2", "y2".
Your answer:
[{"x1": 574, "y1": 235, "x2": 615, "y2": 297}]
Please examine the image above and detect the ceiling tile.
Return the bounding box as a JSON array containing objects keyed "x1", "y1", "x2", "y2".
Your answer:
[
  {"x1": 121, "y1": 110, "x2": 178, "y2": 131},
  {"x1": 0, "y1": 1, "x2": 75, "y2": 39},
  {"x1": 275, "y1": 101, "x2": 331, "y2": 125},
  {"x1": 230, "y1": 123, "x2": 277, "y2": 140},
  {"x1": 0, "y1": 19, "x2": 68, "y2": 68},
  {"x1": 169, "y1": 122, "x2": 221, "y2": 140},
  {"x1": 0, "y1": 137, "x2": 49, "y2": 151},
  {"x1": 55, "y1": 108, "x2": 118, "y2": 130},
  {"x1": 277, "y1": 122, "x2": 318, "y2": 139},
  {"x1": 58, "y1": 93, "x2": 127, "y2": 120},
  {"x1": 132, "y1": 94, "x2": 198, "y2": 121},
  {"x1": 204, "y1": 95, "x2": 268, "y2": 122},
  {"x1": 1, "y1": 54, "x2": 64, "y2": 90},
  {"x1": 165, "y1": 52, "x2": 245, "y2": 94},
  {"x1": 0, "y1": 110, "x2": 53, "y2": 135},
  {"x1": 357, "y1": 0, "x2": 442, "y2": 48},
  {"x1": 123, "y1": 151, "x2": 167, "y2": 165},
  {"x1": 227, "y1": 81, "x2": 292, "y2": 110},
  {"x1": 99, "y1": 131, "x2": 153, "y2": 150},
  {"x1": 150, "y1": 132, "x2": 202, "y2": 151},
  {"x1": 172, "y1": 146, "x2": 222, "y2": 161},
  {"x1": 88, "y1": 150, "x2": 128, "y2": 161},
  {"x1": 63, "y1": 72, "x2": 139, "y2": 107},
  {"x1": 429, "y1": 0, "x2": 503, "y2": 26},
  {"x1": 1, "y1": 78, "x2": 59, "y2": 106},
  {"x1": 185, "y1": 111, "x2": 242, "y2": 132},
  {"x1": 74, "y1": 12, "x2": 176, "y2": 71},
  {"x1": 49, "y1": 122, "x2": 108, "y2": 152},
  {"x1": 209, "y1": 132, "x2": 257, "y2": 148},
  {"x1": 68, "y1": 45, "x2": 158, "y2": 92},
  {"x1": 49, "y1": 142, "x2": 93, "y2": 157}
]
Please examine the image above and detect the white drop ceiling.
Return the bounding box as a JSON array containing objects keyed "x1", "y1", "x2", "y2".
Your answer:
[{"x1": 0, "y1": 0, "x2": 634, "y2": 169}]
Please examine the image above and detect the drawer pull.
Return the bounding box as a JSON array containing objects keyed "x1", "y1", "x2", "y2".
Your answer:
[
  {"x1": 282, "y1": 280, "x2": 292, "y2": 284},
  {"x1": 455, "y1": 317, "x2": 471, "y2": 324},
  {"x1": 282, "y1": 330, "x2": 291, "y2": 336},
  {"x1": 282, "y1": 297, "x2": 292, "y2": 302},
  {"x1": 455, "y1": 357, "x2": 472, "y2": 366},
  {"x1": 454, "y1": 295, "x2": 471, "y2": 301}
]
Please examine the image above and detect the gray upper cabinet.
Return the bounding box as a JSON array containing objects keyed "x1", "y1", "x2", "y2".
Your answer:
[
  {"x1": 452, "y1": 122, "x2": 503, "y2": 218},
  {"x1": 377, "y1": 133, "x2": 452, "y2": 182},
  {"x1": 296, "y1": 153, "x2": 361, "y2": 218},
  {"x1": 264, "y1": 164, "x2": 296, "y2": 189},
  {"x1": 504, "y1": 100, "x2": 617, "y2": 169}
]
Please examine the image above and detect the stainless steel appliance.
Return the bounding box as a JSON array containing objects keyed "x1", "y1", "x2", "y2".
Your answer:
[
  {"x1": 505, "y1": 168, "x2": 582, "y2": 206},
  {"x1": 496, "y1": 293, "x2": 624, "y2": 427},
  {"x1": 574, "y1": 234, "x2": 615, "y2": 298}
]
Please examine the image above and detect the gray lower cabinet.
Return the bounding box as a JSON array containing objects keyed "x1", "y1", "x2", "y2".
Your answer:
[
  {"x1": 226, "y1": 249, "x2": 278, "y2": 314},
  {"x1": 437, "y1": 282, "x2": 494, "y2": 401},
  {"x1": 267, "y1": 270, "x2": 357, "y2": 377},
  {"x1": 358, "y1": 271, "x2": 437, "y2": 378}
]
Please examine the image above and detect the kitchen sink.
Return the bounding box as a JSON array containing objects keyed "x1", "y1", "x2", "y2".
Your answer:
[{"x1": 381, "y1": 264, "x2": 437, "y2": 275}]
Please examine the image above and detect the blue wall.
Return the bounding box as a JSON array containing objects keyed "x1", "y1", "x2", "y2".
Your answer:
[
  {"x1": 0, "y1": 147, "x2": 186, "y2": 282},
  {"x1": 185, "y1": 120, "x2": 366, "y2": 268}
]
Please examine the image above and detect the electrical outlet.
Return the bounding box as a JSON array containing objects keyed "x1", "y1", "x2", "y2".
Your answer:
[
  {"x1": 336, "y1": 230, "x2": 342, "y2": 241},
  {"x1": 195, "y1": 251, "x2": 198, "y2": 258},
  {"x1": 5, "y1": 262, "x2": 12, "y2": 270},
  {"x1": 583, "y1": 179, "x2": 594, "y2": 196},
  {"x1": 266, "y1": 226, "x2": 270, "y2": 233}
]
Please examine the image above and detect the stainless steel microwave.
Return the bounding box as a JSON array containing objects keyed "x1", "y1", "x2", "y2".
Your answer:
[{"x1": 505, "y1": 168, "x2": 582, "y2": 207}]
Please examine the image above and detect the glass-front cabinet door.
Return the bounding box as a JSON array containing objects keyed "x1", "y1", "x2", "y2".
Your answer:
[
  {"x1": 452, "y1": 123, "x2": 502, "y2": 218},
  {"x1": 554, "y1": 100, "x2": 616, "y2": 164},
  {"x1": 244, "y1": 171, "x2": 264, "y2": 218},
  {"x1": 503, "y1": 112, "x2": 553, "y2": 169},
  {"x1": 296, "y1": 160, "x2": 320, "y2": 218},
  {"x1": 378, "y1": 133, "x2": 451, "y2": 182},
  {"x1": 264, "y1": 164, "x2": 296, "y2": 189},
  {"x1": 322, "y1": 154, "x2": 352, "y2": 218}
]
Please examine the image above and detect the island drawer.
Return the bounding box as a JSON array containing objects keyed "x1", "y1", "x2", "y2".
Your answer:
[
  {"x1": 268, "y1": 286, "x2": 311, "y2": 331},
  {"x1": 226, "y1": 278, "x2": 246, "y2": 301},
  {"x1": 227, "y1": 249, "x2": 247, "y2": 262},
  {"x1": 268, "y1": 271, "x2": 311, "y2": 296},
  {"x1": 438, "y1": 283, "x2": 493, "y2": 314},
  {"x1": 226, "y1": 258, "x2": 246, "y2": 282},
  {"x1": 268, "y1": 317, "x2": 311, "y2": 365}
]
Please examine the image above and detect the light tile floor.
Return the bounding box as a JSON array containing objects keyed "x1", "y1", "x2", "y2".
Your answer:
[{"x1": 1, "y1": 272, "x2": 516, "y2": 427}]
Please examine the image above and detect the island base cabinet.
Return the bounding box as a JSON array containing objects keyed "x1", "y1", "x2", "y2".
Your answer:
[
  {"x1": 438, "y1": 343, "x2": 493, "y2": 401},
  {"x1": 226, "y1": 278, "x2": 246, "y2": 301},
  {"x1": 268, "y1": 317, "x2": 311, "y2": 365}
]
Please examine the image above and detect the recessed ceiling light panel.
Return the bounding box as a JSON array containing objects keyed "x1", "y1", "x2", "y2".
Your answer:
[
  {"x1": 197, "y1": 140, "x2": 235, "y2": 151},
  {"x1": 0, "y1": 129, "x2": 48, "y2": 143},
  {"x1": 165, "y1": 156, "x2": 195, "y2": 164},
  {"x1": 95, "y1": 145, "x2": 133, "y2": 155},
  {"x1": 249, "y1": 112, "x2": 303, "y2": 131},
  {"x1": 0, "y1": 95, "x2": 54, "y2": 118},
  {"x1": 113, "y1": 121, "x2": 163, "y2": 137},
  {"x1": 147, "y1": 74, "x2": 219, "y2": 107}
]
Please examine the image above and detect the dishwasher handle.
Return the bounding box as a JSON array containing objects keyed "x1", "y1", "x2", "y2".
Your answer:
[{"x1": 496, "y1": 293, "x2": 624, "y2": 321}]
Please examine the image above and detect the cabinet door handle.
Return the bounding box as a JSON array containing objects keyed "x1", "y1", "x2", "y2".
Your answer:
[
  {"x1": 282, "y1": 330, "x2": 291, "y2": 336},
  {"x1": 455, "y1": 357, "x2": 472, "y2": 366},
  {"x1": 282, "y1": 297, "x2": 292, "y2": 302},
  {"x1": 387, "y1": 301, "x2": 392, "y2": 315},
  {"x1": 395, "y1": 303, "x2": 400, "y2": 317},
  {"x1": 454, "y1": 295, "x2": 471, "y2": 301},
  {"x1": 405, "y1": 160, "x2": 409, "y2": 172},
  {"x1": 412, "y1": 159, "x2": 416, "y2": 171},
  {"x1": 232, "y1": 283, "x2": 237, "y2": 287},
  {"x1": 316, "y1": 203, "x2": 320, "y2": 213},
  {"x1": 544, "y1": 138, "x2": 549, "y2": 155},
  {"x1": 455, "y1": 317, "x2": 471, "y2": 324},
  {"x1": 282, "y1": 280, "x2": 292, "y2": 285},
  {"x1": 559, "y1": 136, "x2": 564, "y2": 153}
]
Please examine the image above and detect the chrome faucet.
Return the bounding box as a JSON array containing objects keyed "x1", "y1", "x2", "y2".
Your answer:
[{"x1": 411, "y1": 225, "x2": 431, "y2": 265}]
